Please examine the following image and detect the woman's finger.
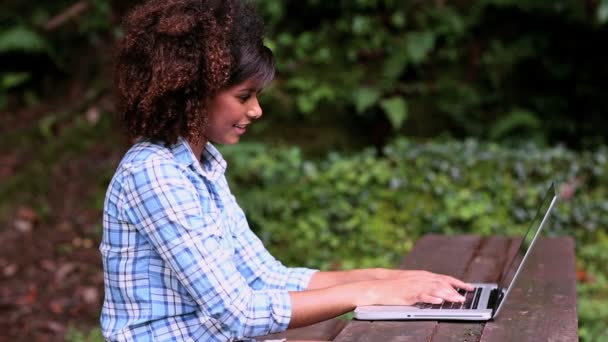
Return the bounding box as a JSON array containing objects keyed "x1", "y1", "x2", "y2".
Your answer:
[
  {"x1": 418, "y1": 294, "x2": 443, "y2": 304},
  {"x1": 429, "y1": 285, "x2": 466, "y2": 302},
  {"x1": 441, "y1": 275, "x2": 475, "y2": 291}
]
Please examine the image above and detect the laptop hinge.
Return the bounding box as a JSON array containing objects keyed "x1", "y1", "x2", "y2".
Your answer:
[{"x1": 488, "y1": 288, "x2": 504, "y2": 316}]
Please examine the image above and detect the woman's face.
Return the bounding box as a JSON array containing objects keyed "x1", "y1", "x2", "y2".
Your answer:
[{"x1": 205, "y1": 79, "x2": 264, "y2": 145}]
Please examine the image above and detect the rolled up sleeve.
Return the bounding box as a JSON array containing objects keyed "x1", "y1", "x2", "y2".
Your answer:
[{"x1": 225, "y1": 192, "x2": 317, "y2": 292}]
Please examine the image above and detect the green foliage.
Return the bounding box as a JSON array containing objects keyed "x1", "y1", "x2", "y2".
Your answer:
[
  {"x1": 380, "y1": 97, "x2": 408, "y2": 131},
  {"x1": 257, "y1": 0, "x2": 608, "y2": 147},
  {"x1": 3, "y1": 0, "x2": 607, "y2": 147},
  {"x1": 578, "y1": 232, "x2": 608, "y2": 340},
  {"x1": 0, "y1": 1, "x2": 113, "y2": 110},
  {"x1": 223, "y1": 139, "x2": 608, "y2": 267},
  {"x1": 600, "y1": 0, "x2": 608, "y2": 24},
  {"x1": 1, "y1": 72, "x2": 31, "y2": 89},
  {"x1": 221, "y1": 139, "x2": 608, "y2": 340},
  {"x1": 0, "y1": 26, "x2": 47, "y2": 53},
  {"x1": 0, "y1": 72, "x2": 31, "y2": 109},
  {"x1": 65, "y1": 326, "x2": 104, "y2": 342},
  {"x1": 489, "y1": 108, "x2": 545, "y2": 146},
  {"x1": 0, "y1": 26, "x2": 48, "y2": 109},
  {"x1": 0, "y1": 108, "x2": 115, "y2": 219},
  {"x1": 79, "y1": 0, "x2": 113, "y2": 40}
]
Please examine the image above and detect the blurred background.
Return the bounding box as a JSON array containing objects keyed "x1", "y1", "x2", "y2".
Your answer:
[{"x1": 1, "y1": 0, "x2": 607, "y2": 340}]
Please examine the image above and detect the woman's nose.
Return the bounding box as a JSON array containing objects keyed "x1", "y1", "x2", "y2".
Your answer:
[{"x1": 247, "y1": 98, "x2": 263, "y2": 120}]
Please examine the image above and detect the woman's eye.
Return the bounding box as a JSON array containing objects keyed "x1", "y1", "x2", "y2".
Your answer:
[{"x1": 238, "y1": 94, "x2": 251, "y2": 102}]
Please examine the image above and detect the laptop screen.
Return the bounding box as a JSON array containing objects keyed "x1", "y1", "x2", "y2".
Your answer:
[{"x1": 497, "y1": 183, "x2": 558, "y2": 291}]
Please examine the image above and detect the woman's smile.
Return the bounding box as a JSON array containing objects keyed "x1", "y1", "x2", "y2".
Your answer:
[{"x1": 233, "y1": 124, "x2": 247, "y2": 134}]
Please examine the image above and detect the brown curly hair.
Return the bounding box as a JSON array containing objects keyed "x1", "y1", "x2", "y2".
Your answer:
[{"x1": 114, "y1": 0, "x2": 275, "y2": 145}]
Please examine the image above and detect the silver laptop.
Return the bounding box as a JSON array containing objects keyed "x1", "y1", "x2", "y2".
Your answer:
[{"x1": 354, "y1": 183, "x2": 558, "y2": 321}]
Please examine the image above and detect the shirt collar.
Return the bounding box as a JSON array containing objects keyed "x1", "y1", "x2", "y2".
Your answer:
[{"x1": 171, "y1": 137, "x2": 227, "y2": 181}]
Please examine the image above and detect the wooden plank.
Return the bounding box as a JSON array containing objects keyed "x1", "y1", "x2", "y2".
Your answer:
[
  {"x1": 256, "y1": 318, "x2": 346, "y2": 341},
  {"x1": 332, "y1": 320, "x2": 437, "y2": 342},
  {"x1": 335, "y1": 236, "x2": 578, "y2": 341},
  {"x1": 462, "y1": 236, "x2": 512, "y2": 283},
  {"x1": 334, "y1": 235, "x2": 483, "y2": 342},
  {"x1": 399, "y1": 234, "x2": 483, "y2": 276},
  {"x1": 480, "y1": 237, "x2": 578, "y2": 342},
  {"x1": 430, "y1": 323, "x2": 484, "y2": 342},
  {"x1": 431, "y1": 236, "x2": 512, "y2": 342}
]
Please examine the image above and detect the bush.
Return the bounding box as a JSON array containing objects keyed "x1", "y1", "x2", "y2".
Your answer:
[
  {"x1": 256, "y1": 0, "x2": 608, "y2": 148},
  {"x1": 220, "y1": 138, "x2": 608, "y2": 340}
]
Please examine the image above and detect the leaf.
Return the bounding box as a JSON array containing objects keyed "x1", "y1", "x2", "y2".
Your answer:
[
  {"x1": 38, "y1": 114, "x2": 58, "y2": 140},
  {"x1": 406, "y1": 31, "x2": 436, "y2": 65},
  {"x1": 489, "y1": 109, "x2": 541, "y2": 140},
  {"x1": 296, "y1": 94, "x2": 315, "y2": 114},
  {"x1": 1, "y1": 72, "x2": 31, "y2": 90},
  {"x1": 352, "y1": 15, "x2": 371, "y2": 35},
  {"x1": 383, "y1": 31, "x2": 435, "y2": 81},
  {"x1": 391, "y1": 12, "x2": 406, "y2": 28},
  {"x1": 380, "y1": 97, "x2": 409, "y2": 130},
  {"x1": 0, "y1": 26, "x2": 47, "y2": 54},
  {"x1": 383, "y1": 44, "x2": 409, "y2": 81},
  {"x1": 353, "y1": 87, "x2": 381, "y2": 114},
  {"x1": 599, "y1": 0, "x2": 608, "y2": 24},
  {"x1": 286, "y1": 77, "x2": 315, "y2": 91}
]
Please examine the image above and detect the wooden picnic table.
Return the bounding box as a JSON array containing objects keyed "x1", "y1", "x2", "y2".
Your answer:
[{"x1": 333, "y1": 234, "x2": 578, "y2": 342}]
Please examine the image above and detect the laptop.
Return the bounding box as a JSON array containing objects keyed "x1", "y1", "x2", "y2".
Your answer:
[{"x1": 354, "y1": 182, "x2": 559, "y2": 321}]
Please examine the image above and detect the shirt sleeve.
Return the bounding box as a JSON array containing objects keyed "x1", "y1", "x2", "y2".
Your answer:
[
  {"x1": 122, "y1": 158, "x2": 293, "y2": 338},
  {"x1": 227, "y1": 194, "x2": 317, "y2": 292}
]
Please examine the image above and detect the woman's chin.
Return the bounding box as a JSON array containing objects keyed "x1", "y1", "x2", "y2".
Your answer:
[{"x1": 212, "y1": 137, "x2": 240, "y2": 145}]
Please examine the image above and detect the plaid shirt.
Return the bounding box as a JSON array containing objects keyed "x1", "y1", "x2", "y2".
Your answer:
[{"x1": 100, "y1": 138, "x2": 316, "y2": 341}]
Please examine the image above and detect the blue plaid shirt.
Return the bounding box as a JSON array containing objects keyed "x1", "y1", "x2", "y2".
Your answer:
[{"x1": 100, "y1": 138, "x2": 316, "y2": 341}]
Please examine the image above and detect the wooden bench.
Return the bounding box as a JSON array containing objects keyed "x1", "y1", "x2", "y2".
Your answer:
[
  {"x1": 257, "y1": 317, "x2": 347, "y2": 341},
  {"x1": 334, "y1": 234, "x2": 578, "y2": 341}
]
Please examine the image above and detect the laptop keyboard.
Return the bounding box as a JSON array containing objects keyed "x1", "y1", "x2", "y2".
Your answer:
[{"x1": 415, "y1": 287, "x2": 482, "y2": 310}]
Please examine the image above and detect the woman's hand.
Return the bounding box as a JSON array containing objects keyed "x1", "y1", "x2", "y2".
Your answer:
[
  {"x1": 290, "y1": 270, "x2": 472, "y2": 328},
  {"x1": 356, "y1": 270, "x2": 474, "y2": 306}
]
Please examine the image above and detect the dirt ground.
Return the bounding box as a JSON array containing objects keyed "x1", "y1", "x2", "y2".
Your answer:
[
  {"x1": 0, "y1": 209, "x2": 104, "y2": 341},
  {"x1": 1, "y1": 99, "x2": 123, "y2": 341}
]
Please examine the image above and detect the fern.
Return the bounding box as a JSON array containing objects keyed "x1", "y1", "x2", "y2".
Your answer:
[{"x1": 489, "y1": 108, "x2": 542, "y2": 140}]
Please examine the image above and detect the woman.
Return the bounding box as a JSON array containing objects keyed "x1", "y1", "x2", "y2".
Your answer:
[{"x1": 101, "y1": 0, "x2": 472, "y2": 340}]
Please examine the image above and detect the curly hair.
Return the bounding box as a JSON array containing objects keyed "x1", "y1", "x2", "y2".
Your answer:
[{"x1": 114, "y1": 0, "x2": 275, "y2": 145}]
